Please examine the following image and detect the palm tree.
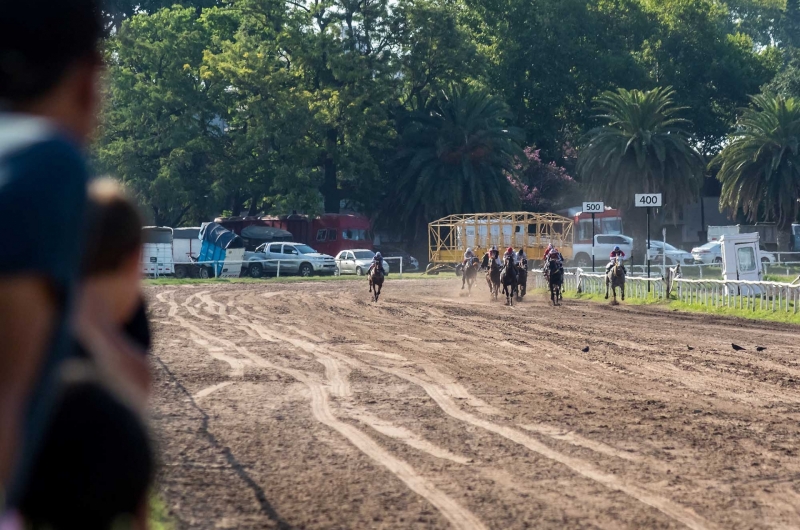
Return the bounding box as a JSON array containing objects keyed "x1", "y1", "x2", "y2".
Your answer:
[
  {"x1": 714, "y1": 94, "x2": 800, "y2": 251},
  {"x1": 576, "y1": 87, "x2": 705, "y2": 259},
  {"x1": 391, "y1": 85, "x2": 524, "y2": 236}
]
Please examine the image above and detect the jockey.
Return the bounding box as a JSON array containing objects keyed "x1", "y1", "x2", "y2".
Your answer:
[
  {"x1": 543, "y1": 243, "x2": 555, "y2": 261},
  {"x1": 462, "y1": 247, "x2": 476, "y2": 266},
  {"x1": 368, "y1": 252, "x2": 385, "y2": 275},
  {"x1": 489, "y1": 246, "x2": 502, "y2": 268},
  {"x1": 503, "y1": 246, "x2": 515, "y2": 262},
  {"x1": 516, "y1": 248, "x2": 526, "y2": 263},
  {"x1": 606, "y1": 246, "x2": 627, "y2": 273}
]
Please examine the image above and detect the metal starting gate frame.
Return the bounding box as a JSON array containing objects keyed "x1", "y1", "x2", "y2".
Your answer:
[{"x1": 427, "y1": 211, "x2": 574, "y2": 273}]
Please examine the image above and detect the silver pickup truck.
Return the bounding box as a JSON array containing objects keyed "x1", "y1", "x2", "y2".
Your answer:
[{"x1": 242, "y1": 242, "x2": 337, "y2": 278}]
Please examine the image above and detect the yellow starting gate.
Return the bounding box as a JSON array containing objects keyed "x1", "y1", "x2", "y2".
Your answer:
[{"x1": 427, "y1": 212, "x2": 574, "y2": 272}]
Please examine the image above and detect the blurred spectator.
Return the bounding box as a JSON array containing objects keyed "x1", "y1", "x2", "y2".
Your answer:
[
  {"x1": 0, "y1": 0, "x2": 104, "y2": 510},
  {"x1": 18, "y1": 180, "x2": 154, "y2": 529}
]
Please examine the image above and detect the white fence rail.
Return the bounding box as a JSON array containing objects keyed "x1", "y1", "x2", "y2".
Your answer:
[
  {"x1": 149, "y1": 257, "x2": 404, "y2": 279},
  {"x1": 530, "y1": 268, "x2": 799, "y2": 313}
]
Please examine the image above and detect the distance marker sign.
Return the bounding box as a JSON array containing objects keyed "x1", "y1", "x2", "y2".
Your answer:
[
  {"x1": 635, "y1": 193, "x2": 662, "y2": 207},
  {"x1": 582, "y1": 201, "x2": 604, "y2": 214}
]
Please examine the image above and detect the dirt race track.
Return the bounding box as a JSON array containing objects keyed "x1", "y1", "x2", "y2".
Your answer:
[{"x1": 147, "y1": 279, "x2": 800, "y2": 529}]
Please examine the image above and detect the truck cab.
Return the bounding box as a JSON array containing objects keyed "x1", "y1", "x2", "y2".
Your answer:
[{"x1": 720, "y1": 233, "x2": 763, "y2": 283}]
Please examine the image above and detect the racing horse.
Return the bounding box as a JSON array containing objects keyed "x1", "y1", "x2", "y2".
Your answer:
[
  {"x1": 546, "y1": 258, "x2": 564, "y2": 305},
  {"x1": 516, "y1": 259, "x2": 528, "y2": 301},
  {"x1": 369, "y1": 265, "x2": 384, "y2": 302},
  {"x1": 461, "y1": 256, "x2": 480, "y2": 295},
  {"x1": 605, "y1": 256, "x2": 625, "y2": 303},
  {"x1": 486, "y1": 256, "x2": 501, "y2": 300},
  {"x1": 500, "y1": 255, "x2": 519, "y2": 306}
]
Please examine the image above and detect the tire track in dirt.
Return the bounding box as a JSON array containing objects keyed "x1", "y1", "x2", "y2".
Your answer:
[
  {"x1": 268, "y1": 323, "x2": 708, "y2": 527},
  {"x1": 377, "y1": 365, "x2": 714, "y2": 530},
  {"x1": 167, "y1": 311, "x2": 487, "y2": 530}
]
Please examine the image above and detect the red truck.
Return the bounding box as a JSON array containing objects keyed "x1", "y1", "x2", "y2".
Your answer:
[{"x1": 216, "y1": 213, "x2": 373, "y2": 256}]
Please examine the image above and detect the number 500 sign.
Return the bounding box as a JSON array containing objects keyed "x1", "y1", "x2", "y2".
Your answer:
[{"x1": 635, "y1": 193, "x2": 662, "y2": 207}]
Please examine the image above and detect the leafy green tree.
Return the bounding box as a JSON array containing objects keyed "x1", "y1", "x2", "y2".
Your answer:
[
  {"x1": 95, "y1": 7, "x2": 234, "y2": 226},
  {"x1": 638, "y1": 0, "x2": 781, "y2": 154},
  {"x1": 389, "y1": 85, "x2": 523, "y2": 242},
  {"x1": 714, "y1": 93, "x2": 800, "y2": 250},
  {"x1": 576, "y1": 87, "x2": 705, "y2": 257}
]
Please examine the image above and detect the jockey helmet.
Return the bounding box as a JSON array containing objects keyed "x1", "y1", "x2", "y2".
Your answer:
[
  {"x1": 375, "y1": 251, "x2": 382, "y2": 259},
  {"x1": 466, "y1": 247, "x2": 472, "y2": 253},
  {"x1": 614, "y1": 245, "x2": 620, "y2": 252},
  {"x1": 551, "y1": 248, "x2": 558, "y2": 254},
  {"x1": 491, "y1": 245, "x2": 497, "y2": 251},
  {"x1": 506, "y1": 247, "x2": 513, "y2": 253},
  {"x1": 547, "y1": 242, "x2": 553, "y2": 249}
]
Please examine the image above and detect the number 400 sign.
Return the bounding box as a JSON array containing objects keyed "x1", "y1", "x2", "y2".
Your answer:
[{"x1": 635, "y1": 193, "x2": 662, "y2": 207}]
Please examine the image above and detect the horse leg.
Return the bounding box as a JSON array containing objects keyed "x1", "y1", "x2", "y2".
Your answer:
[
  {"x1": 605, "y1": 279, "x2": 610, "y2": 299},
  {"x1": 621, "y1": 283, "x2": 625, "y2": 301}
]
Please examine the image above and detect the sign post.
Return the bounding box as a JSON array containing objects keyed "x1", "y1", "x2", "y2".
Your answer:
[
  {"x1": 582, "y1": 201, "x2": 604, "y2": 272},
  {"x1": 634, "y1": 193, "x2": 662, "y2": 292}
]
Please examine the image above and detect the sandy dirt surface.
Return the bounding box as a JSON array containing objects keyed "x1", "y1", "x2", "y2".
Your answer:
[{"x1": 147, "y1": 279, "x2": 800, "y2": 529}]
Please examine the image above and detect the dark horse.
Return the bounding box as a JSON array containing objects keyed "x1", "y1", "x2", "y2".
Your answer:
[
  {"x1": 369, "y1": 265, "x2": 384, "y2": 302},
  {"x1": 461, "y1": 256, "x2": 480, "y2": 295},
  {"x1": 486, "y1": 257, "x2": 501, "y2": 300},
  {"x1": 546, "y1": 259, "x2": 564, "y2": 306},
  {"x1": 516, "y1": 259, "x2": 528, "y2": 301},
  {"x1": 605, "y1": 257, "x2": 625, "y2": 303},
  {"x1": 500, "y1": 255, "x2": 518, "y2": 306}
]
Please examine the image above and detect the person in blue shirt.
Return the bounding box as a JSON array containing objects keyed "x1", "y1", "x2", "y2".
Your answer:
[{"x1": 0, "y1": 0, "x2": 104, "y2": 511}]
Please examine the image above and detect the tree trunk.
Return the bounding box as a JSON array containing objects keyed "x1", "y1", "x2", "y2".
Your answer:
[
  {"x1": 247, "y1": 195, "x2": 259, "y2": 217},
  {"x1": 624, "y1": 207, "x2": 649, "y2": 265},
  {"x1": 321, "y1": 128, "x2": 340, "y2": 213},
  {"x1": 231, "y1": 191, "x2": 243, "y2": 217},
  {"x1": 777, "y1": 224, "x2": 793, "y2": 252}
]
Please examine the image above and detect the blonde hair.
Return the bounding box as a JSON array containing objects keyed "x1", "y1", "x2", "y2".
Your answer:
[{"x1": 81, "y1": 179, "x2": 143, "y2": 277}]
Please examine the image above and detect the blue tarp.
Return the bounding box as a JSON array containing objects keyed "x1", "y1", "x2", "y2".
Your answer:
[{"x1": 199, "y1": 222, "x2": 244, "y2": 249}]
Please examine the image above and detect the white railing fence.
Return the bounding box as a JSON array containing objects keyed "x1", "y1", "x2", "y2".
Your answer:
[
  {"x1": 149, "y1": 257, "x2": 404, "y2": 279},
  {"x1": 530, "y1": 267, "x2": 799, "y2": 313}
]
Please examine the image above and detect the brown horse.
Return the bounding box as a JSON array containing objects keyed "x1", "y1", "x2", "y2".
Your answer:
[
  {"x1": 605, "y1": 257, "x2": 625, "y2": 303},
  {"x1": 516, "y1": 259, "x2": 528, "y2": 301},
  {"x1": 486, "y1": 257, "x2": 501, "y2": 300},
  {"x1": 461, "y1": 256, "x2": 480, "y2": 295},
  {"x1": 500, "y1": 255, "x2": 518, "y2": 306},
  {"x1": 369, "y1": 266, "x2": 384, "y2": 302}
]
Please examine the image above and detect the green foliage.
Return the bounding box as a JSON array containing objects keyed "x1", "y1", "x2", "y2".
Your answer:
[
  {"x1": 714, "y1": 94, "x2": 800, "y2": 240},
  {"x1": 389, "y1": 85, "x2": 523, "y2": 234},
  {"x1": 92, "y1": 0, "x2": 796, "y2": 241},
  {"x1": 576, "y1": 87, "x2": 705, "y2": 216}
]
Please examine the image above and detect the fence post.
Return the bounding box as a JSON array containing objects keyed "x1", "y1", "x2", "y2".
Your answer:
[
  {"x1": 400, "y1": 257, "x2": 403, "y2": 279},
  {"x1": 277, "y1": 260, "x2": 281, "y2": 278},
  {"x1": 214, "y1": 261, "x2": 218, "y2": 278}
]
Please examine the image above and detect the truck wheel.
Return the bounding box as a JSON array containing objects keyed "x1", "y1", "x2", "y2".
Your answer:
[
  {"x1": 249, "y1": 263, "x2": 263, "y2": 278},
  {"x1": 198, "y1": 267, "x2": 210, "y2": 279},
  {"x1": 174, "y1": 266, "x2": 187, "y2": 279},
  {"x1": 299, "y1": 263, "x2": 313, "y2": 277},
  {"x1": 574, "y1": 253, "x2": 591, "y2": 268},
  {"x1": 356, "y1": 266, "x2": 364, "y2": 276}
]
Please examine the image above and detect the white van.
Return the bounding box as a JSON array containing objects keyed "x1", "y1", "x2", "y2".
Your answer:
[{"x1": 142, "y1": 226, "x2": 174, "y2": 276}]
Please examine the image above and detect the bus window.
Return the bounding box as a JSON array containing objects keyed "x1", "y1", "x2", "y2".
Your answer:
[
  {"x1": 316, "y1": 229, "x2": 327, "y2": 242},
  {"x1": 328, "y1": 229, "x2": 337, "y2": 241}
]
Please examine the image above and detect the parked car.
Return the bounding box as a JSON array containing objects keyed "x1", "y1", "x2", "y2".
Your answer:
[
  {"x1": 335, "y1": 249, "x2": 390, "y2": 275},
  {"x1": 692, "y1": 240, "x2": 775, "y2": 265},
  {"x1": 242, "y1": 242, "x2": 336, "y2": 277},
  {"x1": 692, "y1": 241, "x2": 723, "y2": 264},
  {"x1": 373, "y1": 245, "x2": 419, "y2": 271},
  {"x1": 646, "y1": 241, "x2": 695, "y2": 265},
  {"x1": 571, "y1": 234, "x2": 633, "y2": 268}
]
